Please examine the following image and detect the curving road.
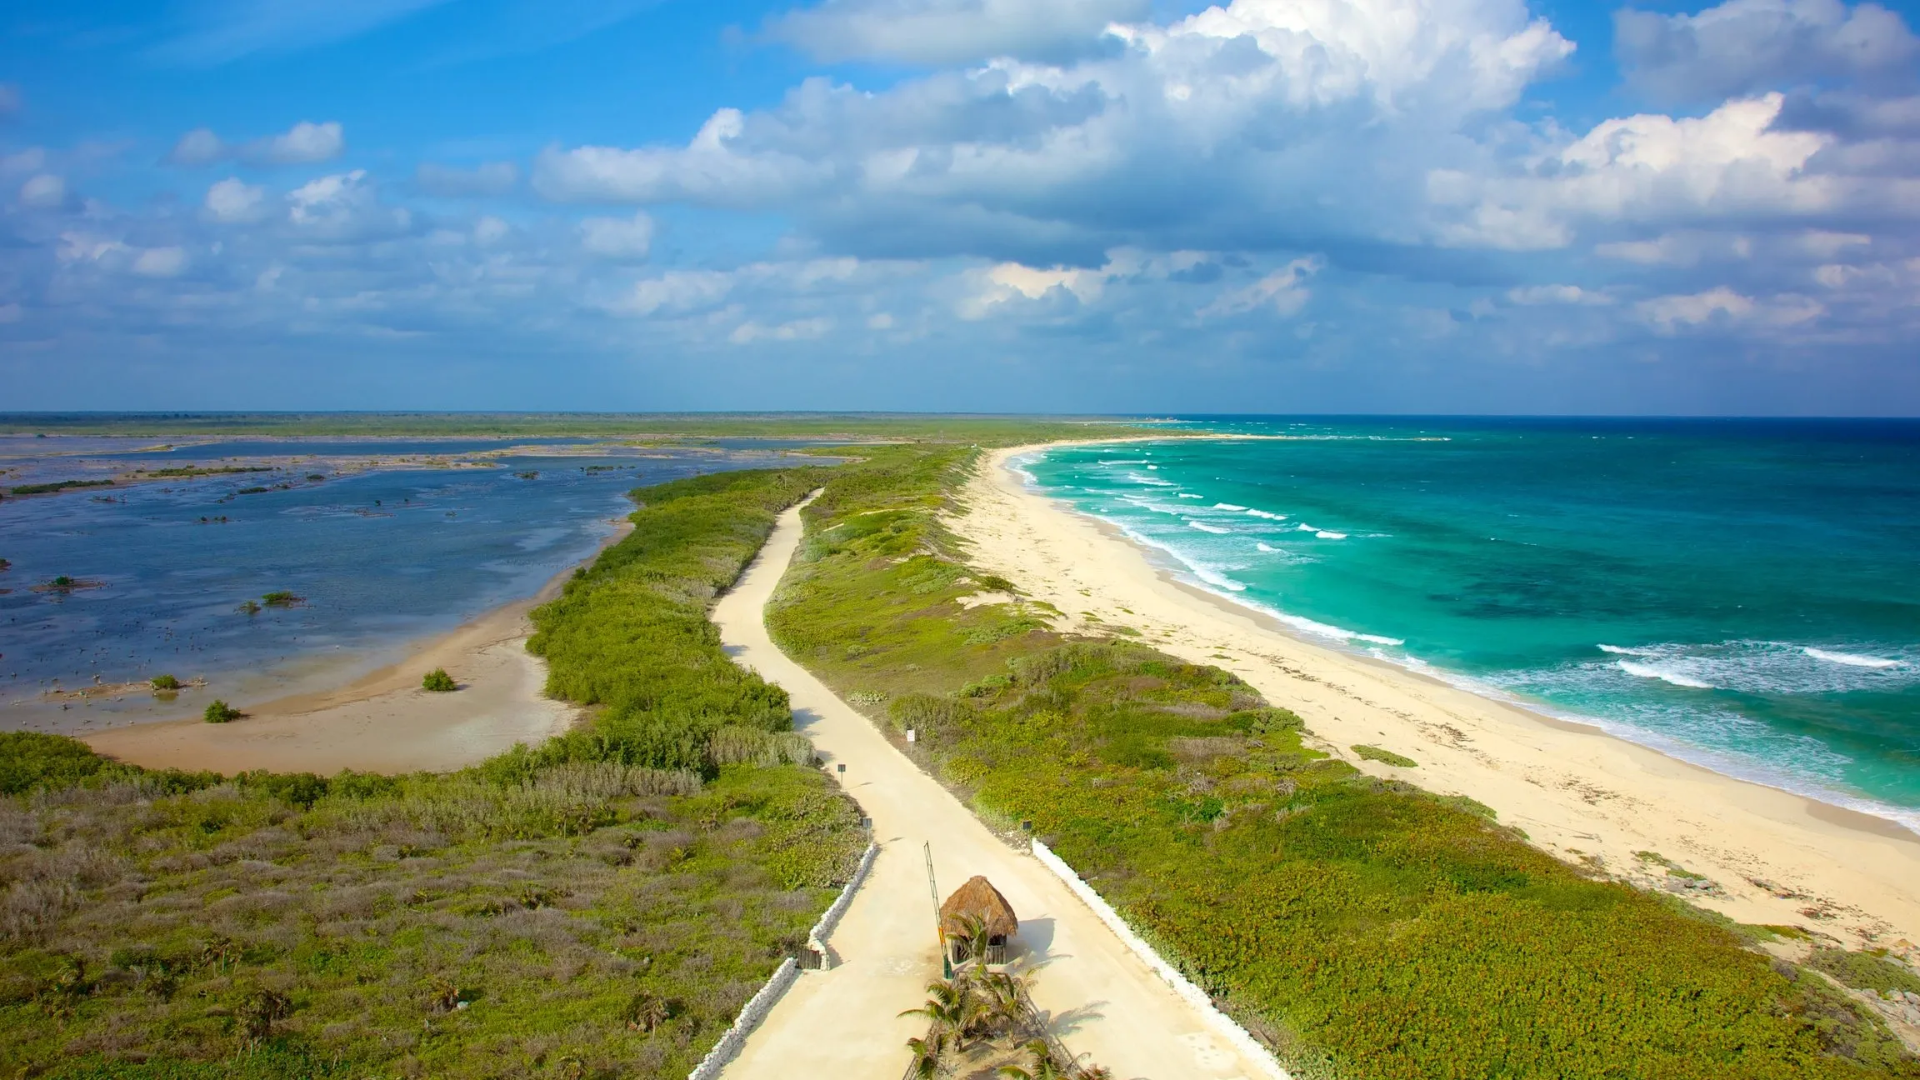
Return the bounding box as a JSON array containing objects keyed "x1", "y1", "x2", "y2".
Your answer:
[{"x1": 712, "y1": 500, "x2": 1277, "y2": 1080}]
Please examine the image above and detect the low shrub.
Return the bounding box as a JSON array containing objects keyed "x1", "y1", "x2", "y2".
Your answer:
[
  {"x1": 204, "y1": 700, "x2": 242, "y2": 724},
  {"x1": 421, "y1": 668, "x2": 457, "y2": 692},
  {"x1": 1352, "y1": 743, "x2": 1418, "y2": 768},
  {"x1": 151, "y1": 674, "x2": 182, "y2": 691}
]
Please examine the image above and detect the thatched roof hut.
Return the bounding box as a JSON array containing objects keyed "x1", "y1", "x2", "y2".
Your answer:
[{"x1": 939, "y1": 875, "x2": 1018, "y2": 940}]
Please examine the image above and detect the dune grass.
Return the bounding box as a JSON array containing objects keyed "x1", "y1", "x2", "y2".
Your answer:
[{"x1": 766, "y1": 444, "x2": 1920, "y2": 1080}]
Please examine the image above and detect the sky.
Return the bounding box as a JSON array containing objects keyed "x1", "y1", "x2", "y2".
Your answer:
[{"x1": 1, "y1": 0, "x2": 1918, "y2": 415}]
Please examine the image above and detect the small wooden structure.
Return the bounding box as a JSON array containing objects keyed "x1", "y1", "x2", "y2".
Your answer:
[{"x1": 939, "y1": 875, "x2": 1018, "y2": 965}]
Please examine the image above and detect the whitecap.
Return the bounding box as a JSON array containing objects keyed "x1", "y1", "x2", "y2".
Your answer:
[
  {"x1": 1615, "y1": 660, "x2": 1715, "y2": 689},
  {"x1": 1244, "y1": 509, "x2": 1286, "y2": 520},
  {"x1": 1188, "y1": 520, "x2": 1230, "y2": 534},
  {"x1": 1598, "y1": 644, "x2": 1656, "y2": 656},
  {"x1": 1256, "y1": 542, "x2": 1278, "y2": 553},
  {"x1": 1804, "y1": 647, "x2": 1900, "y2": 669},
  {"x1": 1177, "y1": 493, "x2": 1204, "y2": 499},
  {"x1": 1146, "y1": 464, "x2": 1158, "y2": 470},
  {"x1": 1316, "y1": 531, "x2": 1347, "y2": 540},
  {"x1": 1213, "y1": 503, "x2": 1248, "y2": 511}
]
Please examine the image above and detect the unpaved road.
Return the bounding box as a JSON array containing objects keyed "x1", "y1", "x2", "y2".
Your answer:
[{"x1": 712, "y1": 501, "x2": 1276, "y2": 1080}]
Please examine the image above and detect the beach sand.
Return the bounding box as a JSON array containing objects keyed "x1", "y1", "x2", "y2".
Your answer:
[
  {"x1": 954, "y1": 445, "x2": 1920, "y2": 954},
  {"x1": 81, "y1": 522, "x2": 630, "y2": 776}
]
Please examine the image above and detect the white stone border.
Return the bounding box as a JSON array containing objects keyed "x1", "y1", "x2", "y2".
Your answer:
[
  {"x1": 687, "y1": 957, "x2": 799, "y2": 1080},
  {"x1": 1031, "y1": 840, "x2": 1293, "y2": 1080},
  {"x1": 808, "y1": 841, "x2": 879, "y2": 966}
]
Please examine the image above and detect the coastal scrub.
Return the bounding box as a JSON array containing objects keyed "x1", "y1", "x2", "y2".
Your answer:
[
  {"x1": 422, "y1": 668, "x2": 457, "y2": 692},
  {"x1": 767, "y1": 444, "x2": 1920, "y2": 1080}
]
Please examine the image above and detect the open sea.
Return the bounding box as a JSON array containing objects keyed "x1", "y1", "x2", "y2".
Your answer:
[
  {"x1": 0, "y1": 438, "x2": 799, "y2": 726},
  {"x1": 1019, "y1": 418, "x2": 1920, "y2": 831}
]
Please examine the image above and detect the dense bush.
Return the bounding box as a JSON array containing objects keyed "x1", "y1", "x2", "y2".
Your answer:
[
  {"x1": 769, "y1": 445, "x2": 1920, "y2": 1080},
  {"x1": 151, "y1": 674, "x2": 182, "y2": 691},
  {"x1": 203, "y1": 700, "x2": 242, "y2": 724},
  {"x1": 422, "y1": 668, "x2": 457, "y2": 692},
  {"x1": 527, "y1": 467, "x2": 825, "y2": 773}
]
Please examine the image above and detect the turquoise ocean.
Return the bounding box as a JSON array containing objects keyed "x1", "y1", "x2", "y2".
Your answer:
[{"x1": 1017, "y1": 419, "x2": 1920, "y2": 831}]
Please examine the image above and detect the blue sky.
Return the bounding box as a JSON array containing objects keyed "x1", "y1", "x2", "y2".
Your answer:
[{"x1": 2, "y1": 0, "x2": 1918, "y2": 414}]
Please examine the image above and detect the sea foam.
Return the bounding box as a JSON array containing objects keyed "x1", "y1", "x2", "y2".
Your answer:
[
  {"x1": 1804, "y1": 647, "x2": 1900, "y2": 669},
  {"x1": 1615, "y1": 660, "x2": 1716, "y2": 689}
]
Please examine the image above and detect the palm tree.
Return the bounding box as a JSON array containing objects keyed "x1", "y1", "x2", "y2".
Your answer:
[
  {"x1": 996, "y1": 1040, "x2": 1071, "y2": 1080},
  {"x1": 900, "y1": 977, "x2": 991, "y2": 1041},
  {"x1": 905, "y1": 1031, "x2": 950, "y2": 1080},
  {"x1": 972, "y1": 967, "x2": 1030, "y2": 1034}
]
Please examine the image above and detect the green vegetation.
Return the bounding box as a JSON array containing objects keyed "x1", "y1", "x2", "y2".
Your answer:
[
  {"x1": 151, "y1": 674, "x2": 182, "y2": 691},
  {"x1": 203, "y1": 700, "x2": 242, "y2": 724},
  {"x1": 422, "y1": 669, "x2": 457, "y2": 692},
  {"x1": 236, "y1": 486, "x2": 271, "y2": 495},
  {"x1": 1350, "y1": 743, "x2": 1417, "y2": 768},
  {"x1": 0, "y1": 735, "x2": 863, "y2": 1079},
  {"x1": 50, "y1": 575, "x2": 75, "y2": 589},
  {"x1": 236, "y1": 600, "x2": 261, "y2": 616},
  {"x1": 260, "y1": 592, "x2": 303, "y2": 608},
  {"x1": 524, "y1": 467, "x2": 829, "y2": 774},
  {"x1": 10, "y1": 479, "x2": 115, "y2": 495},
  {"x1": 1809, "y1": 949, "x2": 1920, "y2": 997},
  {"x1": 767, "y1": 445, "x2": 1920, "y2": 1080},
  {"x1": 0, "y1": 462, "x2": 873, "y2": 1079}
]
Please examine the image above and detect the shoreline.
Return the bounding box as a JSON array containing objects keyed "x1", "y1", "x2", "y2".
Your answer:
[
  {"x1": 80, "y1": 516, "x2": 633, "y2": 776},
  {"x1": 959, "y1": 443, "x2": 1920, "y2": 952}
]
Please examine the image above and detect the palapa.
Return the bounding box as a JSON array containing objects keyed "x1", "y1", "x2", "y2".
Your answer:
[{"x1": 939, "y1": 875, "x2": 1018, "y2": 939}]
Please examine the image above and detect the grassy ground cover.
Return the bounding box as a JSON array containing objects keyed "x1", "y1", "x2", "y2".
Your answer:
[
  {"x1": 767, "y1": 445, "x2": 1920, "y2": 1080},
  {"x1": 1, "y1": 466, "x2": 870, "y2": 1079}
]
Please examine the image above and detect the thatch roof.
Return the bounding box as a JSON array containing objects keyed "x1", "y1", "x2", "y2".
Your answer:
[{"x1": 939, "y1": 875, "x2": 1018, "y2": 939}]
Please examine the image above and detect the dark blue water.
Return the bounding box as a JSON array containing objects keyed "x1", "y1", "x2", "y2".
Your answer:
[
  {"x1": 0, "y1": 445, "x2": 783, "y2": 719},
  {"x1": 1022, "y1": 418, "x2": 1920, "y2": 827}
]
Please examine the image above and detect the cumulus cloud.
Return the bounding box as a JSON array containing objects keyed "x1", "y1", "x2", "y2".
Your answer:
[
  {"x1": 285, "y1": 170, "x2": 412, "y2": 238},
  {"x1": 579, "y1": 211, "x2": 655, "y2": 259},
  {"x1": 1635, "y1": 286, "x2": 1825, "y2": 332},
  {"x1": 537, "y1": 0, "x2": 1572, "y2": 265},
  {"x1": 729, "y1": 316, "x2": 834, "y2": 343},
  {"x1": 769, "y1": 0, "x2": 1147, "y2": 66},
  {"x1": 417, "y1": 161, "x2": 519, "y2": 197},
  {"x1": 168, "y1": 121, "x2": 345, "y2": 167},
  {"x1": 17, "y1": 174, "x2": 67, "y2": 209},
  {"x1": 1616, "y1": 0, "x2": 1919, "y2": 105},
  {"x1": 204, "y1": 177, "x2": 267, "y2": 223}
]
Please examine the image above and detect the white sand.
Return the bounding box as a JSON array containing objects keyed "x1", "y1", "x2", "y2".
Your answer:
[{"x1": 951, "y1": 445, "x2": 1920, "y2": 955}]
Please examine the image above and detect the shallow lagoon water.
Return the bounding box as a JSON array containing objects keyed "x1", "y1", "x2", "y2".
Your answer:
[
  {"x1": 1024, "y1": 418, "x2": 1920, "y2": 827},
  {"x1": 0, "y1": 442, "x2": 790, "y2": 725}
]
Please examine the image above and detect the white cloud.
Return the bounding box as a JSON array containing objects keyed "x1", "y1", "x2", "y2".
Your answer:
[
  {"x1": 1616, "y1": 0, "x2": 1919, "y2": 104},
  {"x1": 770, "y1": 0, "x2": 1147, "y2": 65},
  {"x1": 1199, "y1": 256, "x2": 1324, "y2": 317},
  {"x1": 620, "y1": 270, "x2": 736, "y2": 316},
  {"x1": 729, "y1": 316, "x2": 835, "y2": 343},
  {"x1": 1436, "y1": 95, "x2": 1833, "y2": 250},
  {"x1": 169, "y1": 121, "x2": 344, "y2": 167},
  {"x1": 417, "y1": 161, "x2": 519, "y2": 197},
  {"x1": 18, "y1": 173, "x2": 66, "y2": 208},
  {"x1": 132, "y1": 247, "x2": 189, "y2": 278},
  {"x1": 1635, "y1": 285, "x2": 1824, "y2": 331},
  {"x1": 1507, "y1": 284, "x2": 1614, "y2": 305},
  {"x1": 579, "y1": 211, "x2": 655, "y2": 259},
  {"x1": 204, "y1": 177, "x2": 266, "y2": 223},
  {"x1": 472, "y1": 216, "x2": 511, "y2": 245}
]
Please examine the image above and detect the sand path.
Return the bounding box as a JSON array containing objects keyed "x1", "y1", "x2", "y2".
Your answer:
[
  {"x1": 714, "y1": 501, "x2": 1277, "y2": 1080},
  {"x1": 955, "y1": 446, "x2": 1920, "y2": 954}
]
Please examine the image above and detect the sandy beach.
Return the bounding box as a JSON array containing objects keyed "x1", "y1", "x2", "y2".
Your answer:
[
  {"x1": 954, "y1": 444, "x2": 1920, "y2": 955},
  {"x1": 80, "y1": 521, "x2": 630, "y2": 775}
]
